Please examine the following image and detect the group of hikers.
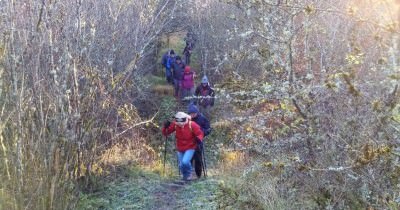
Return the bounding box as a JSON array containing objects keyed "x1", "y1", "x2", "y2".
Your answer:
[
  {"x1": 160, "y1": 36, "x2": 216, "y2": 181},
  {"x1": 161, "y1": 42, "x2": 215, "y2": 119}
]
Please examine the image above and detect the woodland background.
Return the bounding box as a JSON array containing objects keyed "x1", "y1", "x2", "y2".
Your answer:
[{"x1": 0, "y1": 0, "x2": 399, "y2": 209}]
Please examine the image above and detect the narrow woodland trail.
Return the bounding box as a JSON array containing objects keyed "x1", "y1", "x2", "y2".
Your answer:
[
  {"x1": 154, "y1": 176, "x2": 220, "y2": 209},
  {"x1": 78, "y1": 168, "x2": 222, "y2": 210},
  {"x1": 78, "y1": 72, "x2": 224, "y2": 209}
]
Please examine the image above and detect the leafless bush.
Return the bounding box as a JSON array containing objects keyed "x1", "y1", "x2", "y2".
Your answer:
[
  {"x1": 206, "y1": 0, "x2": 399, "y2": 208},
  {"x1": 0, "y1": 0, "x2": 181, "y2": 209}
]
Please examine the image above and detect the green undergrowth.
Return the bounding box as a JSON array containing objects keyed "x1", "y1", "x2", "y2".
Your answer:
[
  {"x1": 77, "y1": 165, "x2": 162, "y2": 210},
  {"x1": 169, "y1": 178, "x2": 221, "y2": 210}
]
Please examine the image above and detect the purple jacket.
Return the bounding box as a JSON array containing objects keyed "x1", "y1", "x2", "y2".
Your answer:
[{"x1": 182, "y1": 72, "x2": 194, "y2": 89}]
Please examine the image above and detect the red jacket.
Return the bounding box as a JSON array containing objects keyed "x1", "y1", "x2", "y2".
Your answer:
[{"x1": 162, "y1": 121, "x2": 204, "y2": 152}]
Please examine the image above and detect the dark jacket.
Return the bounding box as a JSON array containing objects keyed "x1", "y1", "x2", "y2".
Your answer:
[
  {"x1": 191, "y1": 113, "x2": 211, "y2": 136},
  {"x1": 195, "y1": 84, "x2": 215, "y2": 107},
  {"x1": 172, "y1": 61, "x2": 185, "y2": 80},
  {"x1": 183, "y1": 42, "x2": 194, "y2": 56}
]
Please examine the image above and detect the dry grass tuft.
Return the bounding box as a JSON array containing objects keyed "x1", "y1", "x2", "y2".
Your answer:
[
  {"x1": 216, "y1": 154, "x2": 292, "y2": 210},
  {"x1": 100, "y1": 139, "x2": 157, "y2": 167},
  {"x1": 152, "y1": 85, "x2": 174, "y2": 96}
]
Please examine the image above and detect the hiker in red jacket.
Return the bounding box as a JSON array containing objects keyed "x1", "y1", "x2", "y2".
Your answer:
[{"x1": 162, "y1": 112, "x2": 204, "y2": 181}]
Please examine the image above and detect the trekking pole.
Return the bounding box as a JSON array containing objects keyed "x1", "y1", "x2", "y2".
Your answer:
[
  {"x1": 177, "y1": 151, "x2": 180, "y2": 176},
  {"x1": 163, "y1": 135, "x2": 168, "y2": 175},
  {"x1": 202, "y1": 142, "x2": 207, "y2": 177}
]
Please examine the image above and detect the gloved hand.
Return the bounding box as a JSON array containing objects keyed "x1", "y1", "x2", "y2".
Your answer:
[{"x1": 163, "y1": 120, "x2": 171, "y2": 128}]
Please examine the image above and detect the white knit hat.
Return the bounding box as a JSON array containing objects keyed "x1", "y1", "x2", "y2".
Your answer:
[{"x1": 175, "y1": 112, "x2": 190, "y2": 126}]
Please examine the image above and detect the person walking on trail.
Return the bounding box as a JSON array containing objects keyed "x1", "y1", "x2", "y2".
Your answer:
[
  {"x1": 181, "y1": 66, "x2": 195, "y2": 105},
  {"x1": 172, "y1": 56, "x2": 185, "y2": 100},
  {"x1": 183, "y1": 40, "x2": 194, "y2": 65},
  {"x1": 188, "y1": 104, "x2": 211, "y2": 178},
  {"x1": 161, "y1": 50, "x2": 175, "y2": 84},
  {"x1": 162, "y1": 112, "x2": 204, "y2": 181},
  {"x1": 195, "y1": 75, "x2": 215, "y2": 119},
  {"x1": 188, "y1": 103, "x2": 211, "y2": 137}
]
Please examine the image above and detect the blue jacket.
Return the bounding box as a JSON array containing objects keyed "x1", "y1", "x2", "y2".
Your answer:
[
  {"x1": 161, "y1": 52, "x2": 168, "y2": 66},
  {"x1": 191, "y1": 113, "x2": 211, "y2": 136},
  {"x1": 166, "y1": 56, "x2": 175, "y2": 69}
]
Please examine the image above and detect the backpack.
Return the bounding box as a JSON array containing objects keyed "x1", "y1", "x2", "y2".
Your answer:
[{"x1": 175, "y1": 120, "x2": 210, "y2": 137}]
